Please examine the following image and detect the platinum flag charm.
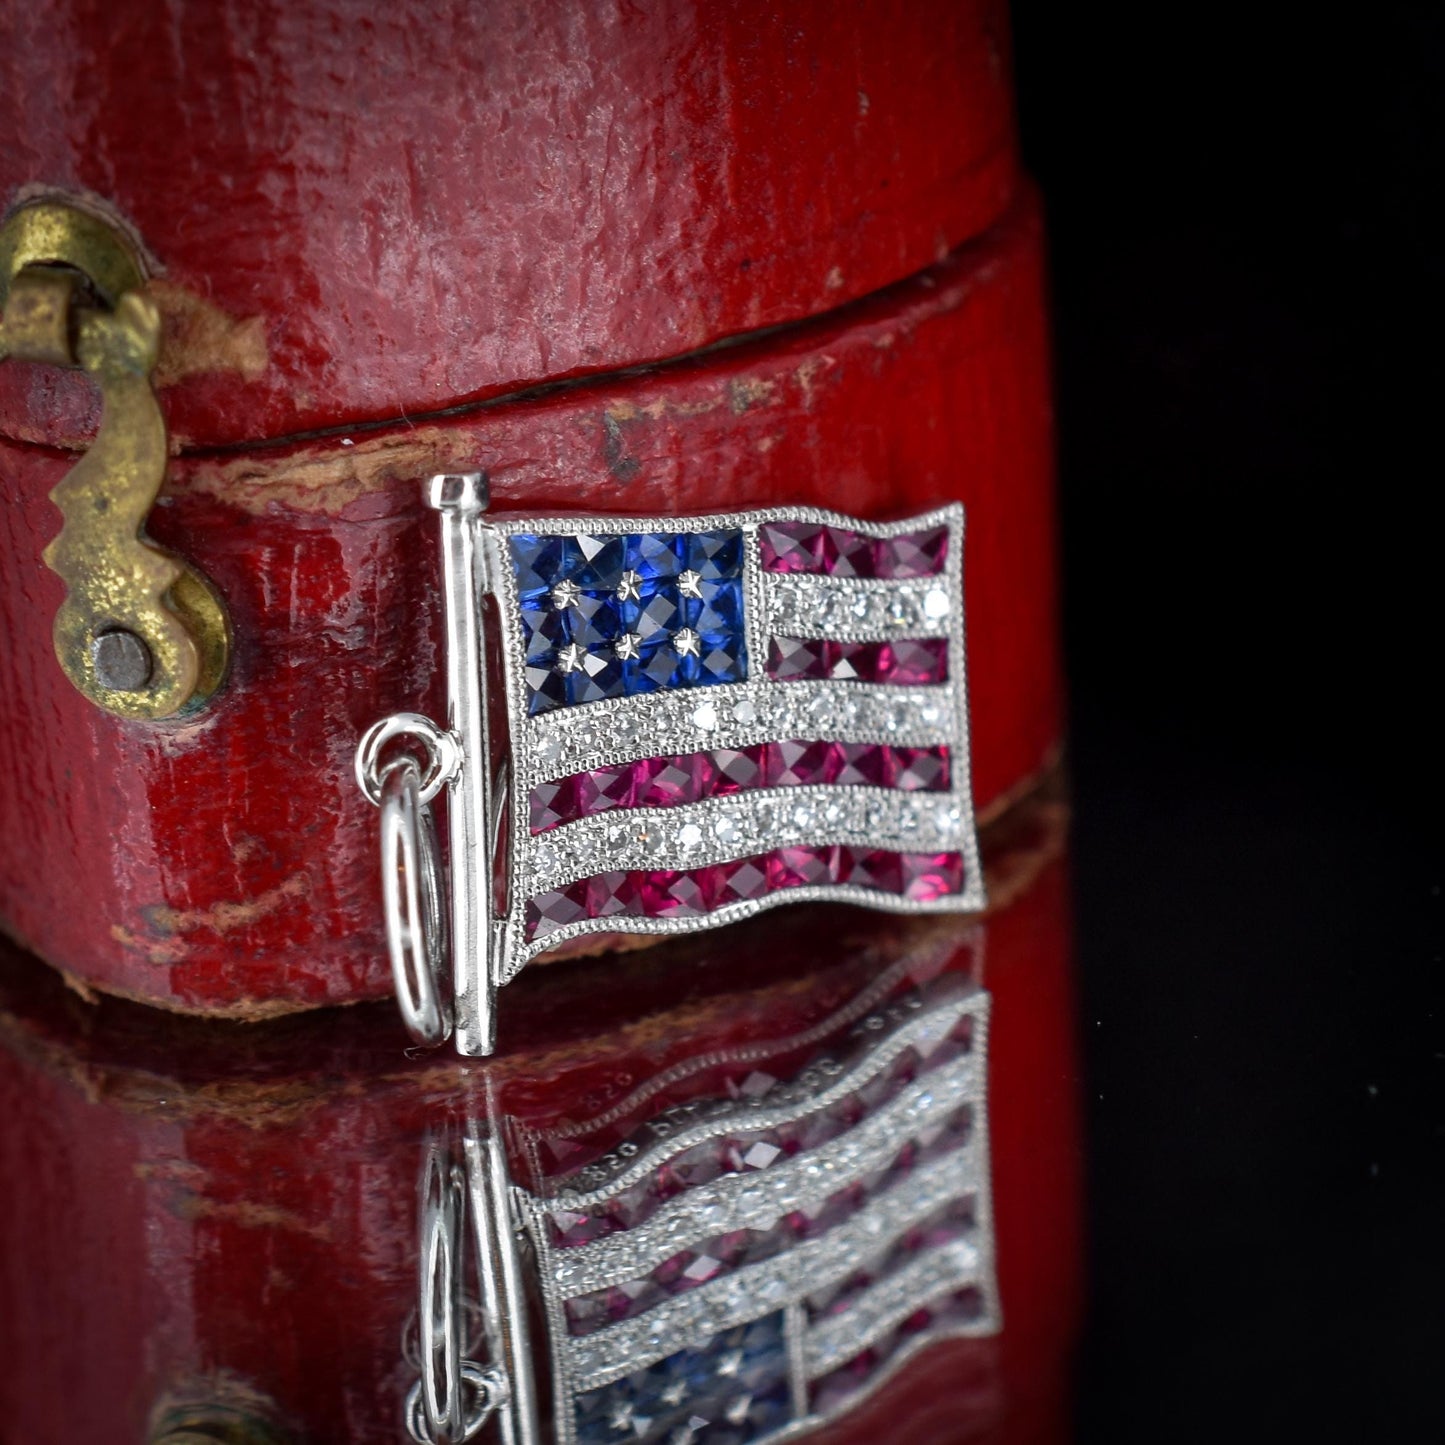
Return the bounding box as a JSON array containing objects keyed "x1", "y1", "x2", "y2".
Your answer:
[
  {"x1": 403, "y1": 955, "x2": 999, "y2": 1445},
  {"x1": 357, "y1": 475, "x2": 984, "y2": 1055}
]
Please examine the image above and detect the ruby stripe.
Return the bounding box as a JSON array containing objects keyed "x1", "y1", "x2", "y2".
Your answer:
[
  {"x1": 529, "y1": 743, "x2": 951, "y2": 834},
  {"x1": 524, "y1": 848, "x2": 966, "y2": 941},
  {"x1": 764, "y1": 636, "x2": 948, "y2": 686},
  {"x1": 757, "y1": 521, "x2": 948, "y2": 579}
]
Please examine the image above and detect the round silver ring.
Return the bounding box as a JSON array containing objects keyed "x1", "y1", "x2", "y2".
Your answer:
[
  {"x1": 356, "y1": 711, "x2": 461, "y2": 807},
  {"x1": 419, "y1": 1147, "x2": 465, "y2": 1440},
  {"x1": 404, "y1": 1364, "x2": 501, "y2": 1444},
  {"x1": 380, "y1": 756, "x2": 452, "y2": 1046}
]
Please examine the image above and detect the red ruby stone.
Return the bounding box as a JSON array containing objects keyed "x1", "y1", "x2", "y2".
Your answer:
[
  {"x1": 572, "y1": 763, "x2": 638, "y2": 819},
  {"x1": 585, "y1": 870, "x2": 639, "y2": 918},
  {"x1": 879, "y1": 637, "x2": 949, "y2": 685},
  {"x1": 713, "y1": 854, "x2": 771, "y2": 904},
  {"x1": 839, "y1": 848, "x2": 903, "y2": 893},
  {"x1": 758, "y1": 520, "x2": 826, "y2": 572},
  {"x1": 768, "y1": 845, "x2": 839, "y2": 890},
  {"x1": 899, "y1": 851, "x2": 964, "y2": 901},
  {"x1": 769, "y1": 739, "x2": 839, "y2": 787},
  {"x1": 891, "y1": 746, "x2": 951, "y2": 791},
  {"x1": 525, "y1": 881, "x2": 589, "y2": 939},
  {"x1": 637, "y1": 869, "x2": 711, "y2": 916},
  {"x1": 529, "y1": 774, "x2": 580, "y2": 833},
  {"x1": 766, "y1": 636, "x2": 830, "y2": 681},
  {"x1": 833, "y1": 742, "x2": 897, "y2": 788},
  {"x1": 820, "y1": 525, "x2": 875, "y2": 577},
  {"x1": 710, "y1": 744, "x2": 771, "y2": 794},
  {"x1": 636, "y1": 753, "x2": 714, "y2": 808},
  {"x1": 874, "y1": 525, "x2": 949, "y2": 579}
]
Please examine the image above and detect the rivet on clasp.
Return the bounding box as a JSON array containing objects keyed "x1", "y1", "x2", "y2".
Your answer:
[{"x1": 0, "y1": 198, "x2": 230, "y2": 720}]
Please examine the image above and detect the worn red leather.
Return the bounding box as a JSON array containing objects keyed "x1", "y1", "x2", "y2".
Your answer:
[
  {"x1": 0, "y1": 1, "x2": 1059, "y2": 1016},
  {"x1": 0, "y1": 0, "x2": 1019, "y2": 450}
]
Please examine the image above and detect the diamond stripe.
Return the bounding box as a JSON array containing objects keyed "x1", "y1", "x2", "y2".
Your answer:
[
  {"x1": 524, "y1": 786, "x2": 967, "y2": 895},
  {"x1": 763, "y1": 574, "x2": 954, "y2": 643},
  {"x1": 803, "y1": 1238, "x2": 991, "y2": 1377},
  {"x1": 521, "y1": 679, "x2": 956, "y2": 788}
]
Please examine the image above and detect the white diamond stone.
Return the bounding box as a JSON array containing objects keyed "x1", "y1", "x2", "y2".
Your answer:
[
  {"x1": 923, "y1": 587, "x2": 951, "y2": 620},
  {"x1": 692, "y1": 701, "x2": 719, "y2": 731},
  {"x1": 731, "y1": 699, "x2": 757, "y2": 725},
  {"x1": 677, "y1": 823, "x2": 704, "y2": 851},
  {"x1": 533, "y1": 842, "x2": 558, "y2": 875},
  {"x1": 887, "y1": 594, "x2": 915, "y2": 628},
  {"x1": 713, "y1": 814, "x2": 742, "y2": 847}
]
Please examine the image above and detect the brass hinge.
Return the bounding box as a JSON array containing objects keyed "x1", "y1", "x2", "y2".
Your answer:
[{"x1": 0, "y1": 199, "x2": 230, "y2": 720}]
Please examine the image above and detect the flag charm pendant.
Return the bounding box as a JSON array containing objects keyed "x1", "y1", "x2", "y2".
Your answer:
[{"x1": 356, "y1": 475, "x2": 985, "y2": 1055}]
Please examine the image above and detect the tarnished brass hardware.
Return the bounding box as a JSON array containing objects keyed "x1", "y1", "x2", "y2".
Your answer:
[
  {"x1": 0, "y1": 199, "x2": 230, "y2": 720},
  {"x1": 148, "y1": 1402, "x2": 294, "y2": 1445}
]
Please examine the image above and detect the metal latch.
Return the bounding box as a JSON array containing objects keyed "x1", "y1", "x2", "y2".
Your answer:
[{"x1": 0, "y1": 199, "x2": 229, "y2": 720}]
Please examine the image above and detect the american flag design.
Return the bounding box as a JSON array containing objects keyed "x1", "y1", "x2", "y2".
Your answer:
[
  {"x1": 486, "y1": 504, "x2": 983, "y2": 977},
  {"x1": 506, "y1": 952, "x2": 998, "y2": 1445}
]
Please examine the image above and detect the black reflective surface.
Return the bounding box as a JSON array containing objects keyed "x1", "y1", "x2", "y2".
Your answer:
[{"x1": 1013, "y1": 3, "x2": 1443, "y2": 1437}]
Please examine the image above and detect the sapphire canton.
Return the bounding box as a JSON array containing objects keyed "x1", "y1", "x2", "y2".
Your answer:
[
  {"x1": 510, "y1": 531, "x2": 749, "y2": 716},
  {"x1": 571, "y1": 1312, "x2": 792, "y2": 1445}
]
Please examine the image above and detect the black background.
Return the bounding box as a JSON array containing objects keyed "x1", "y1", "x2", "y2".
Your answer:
[{"x1": 1009, "y1": 4, "x2": 1442, "y2": 1439}]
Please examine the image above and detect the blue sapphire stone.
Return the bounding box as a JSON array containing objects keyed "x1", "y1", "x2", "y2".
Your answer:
[
  {"x1": 510, "y1": 528, "x2": 747, "y2": 715},
  {"x1": 571, "y1": 1310, "x2": 791, "y2": 1445}
]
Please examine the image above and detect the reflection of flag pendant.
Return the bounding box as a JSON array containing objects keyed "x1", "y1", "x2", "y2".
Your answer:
[
  {"x1": 357, "y1": 476, "x2": 984, "y2": 1055},
  {"x1": 407, "y1": 953, "x2": 999, "y2": 1445}
]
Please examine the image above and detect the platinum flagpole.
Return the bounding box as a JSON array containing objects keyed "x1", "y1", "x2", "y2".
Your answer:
[{"x1": 431, "y1": 473, "x2": 496, "y2": 1056}]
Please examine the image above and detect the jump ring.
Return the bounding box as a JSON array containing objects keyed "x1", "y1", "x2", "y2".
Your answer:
[
  {"x1": 381, "y1": 756, "x2": 452, "y2": 1046},
  {"x1": 405, "y1": 1365, "x2": 503, "y2": 1444},
  {"x1": 356, "y1": 711, "x2": 461, "y2": 807}
]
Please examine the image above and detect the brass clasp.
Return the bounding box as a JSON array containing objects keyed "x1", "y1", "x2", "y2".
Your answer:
[{"x1": 0, "y1": 200, "x2": 229, "y2": 720}]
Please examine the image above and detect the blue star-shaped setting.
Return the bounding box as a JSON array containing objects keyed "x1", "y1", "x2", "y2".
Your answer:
[
  {"x1": 510, "y1": 530, "x2": 748, "y2": 715},
  {"x1": 571, "y1": 1311, "x2": 791, "y2": 1445}
]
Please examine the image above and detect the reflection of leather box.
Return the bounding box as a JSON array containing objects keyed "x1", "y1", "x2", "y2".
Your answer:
[
  {"x1": 0, "y1": 797, "x2": 1078, "y2": 1445},
  {"x1": 0, "y1": 0, "x2": 1059, "y2": 1016}
]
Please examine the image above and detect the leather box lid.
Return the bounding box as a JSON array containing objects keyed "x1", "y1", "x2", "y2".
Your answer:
[{"x1": 0, "y1": 0, "x2": 1019, "y2": 450}]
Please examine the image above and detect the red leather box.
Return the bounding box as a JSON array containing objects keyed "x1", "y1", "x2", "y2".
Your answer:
[{"x1": 0, "y1": 0, "x2": 1060, "y2": 1016}]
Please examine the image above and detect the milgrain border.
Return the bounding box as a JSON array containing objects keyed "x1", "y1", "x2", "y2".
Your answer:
[{"x1": 474, "y1": 502, "x2": 981, "y2": 983}]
